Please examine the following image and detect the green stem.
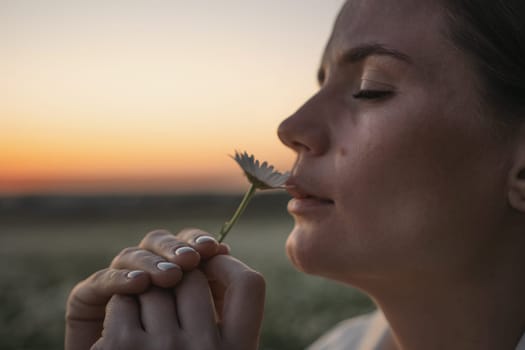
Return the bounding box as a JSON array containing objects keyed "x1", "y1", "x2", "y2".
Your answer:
[{"x1": 217, "y1": 183, "x2": 257, "y2": 243}]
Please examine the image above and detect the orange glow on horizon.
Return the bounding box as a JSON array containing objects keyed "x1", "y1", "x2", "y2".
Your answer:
[
  {"x1": 0, "y1": 136, "x2": 295, "y2": 194},
  {"x1": 1, "y1": 0, "x2": 344, "y2": 195}
]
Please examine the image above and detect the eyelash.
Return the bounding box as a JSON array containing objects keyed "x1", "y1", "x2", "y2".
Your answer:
[{"x1": 352, "y1": 90, "x2": 393, "y2": 100}]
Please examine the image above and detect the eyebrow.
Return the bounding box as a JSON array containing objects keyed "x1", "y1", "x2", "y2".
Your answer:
[{"x1": 317, "y1": 43, "x2": 412, "y2": 85}]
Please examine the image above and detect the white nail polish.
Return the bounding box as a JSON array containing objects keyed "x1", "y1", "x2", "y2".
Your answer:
[
  {"x1": 127, "y1": 270, "x2": 145, "y2": 279},
  {"x1": 157, "y1": 262, "x2": 180, "y2": 271},
  {"x1": 175, "y1": 246, "x2": 196, "y2": 255},
  {"x1": 195, "y1": 236, "x2": 218, "y2": 244}
]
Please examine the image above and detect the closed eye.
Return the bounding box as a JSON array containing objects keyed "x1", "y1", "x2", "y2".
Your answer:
[{"x1": 352, "y1": 90, "x2": 393, "y2": 99}]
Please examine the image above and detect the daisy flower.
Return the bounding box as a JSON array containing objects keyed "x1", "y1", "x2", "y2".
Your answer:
[{"x1": 217, "y1": 151, "x2": 290, "y2": 242}]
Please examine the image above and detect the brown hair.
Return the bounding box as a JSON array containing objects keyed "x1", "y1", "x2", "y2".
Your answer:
[{"x1": 442, "y1": 0, "x2": 525, "y2": 119}]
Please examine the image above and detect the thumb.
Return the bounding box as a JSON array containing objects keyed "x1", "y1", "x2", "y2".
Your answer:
[
  {"x1": 88, "y1": 296, "x2": 144, "y2": 350},
  {"x1": 202, "y1": 255, "x2": 265, "y2": 349},
  {"x1": 65, "y1": 269, "x2": 149, "y2": 350},
  {"x1": 103, "y1": 295, "x2": 144, "y2": 335},
  {"x1": 67, "y1": 268, "x2": 150, "y2": 322}
]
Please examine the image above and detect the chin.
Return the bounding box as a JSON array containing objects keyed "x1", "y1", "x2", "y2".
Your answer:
[
  {"x1": 285, "y1": 223, "x2": 387, "y2": 288},
  {"x1": 285, "y1": 225, "x2": 324, "y2": 275}
]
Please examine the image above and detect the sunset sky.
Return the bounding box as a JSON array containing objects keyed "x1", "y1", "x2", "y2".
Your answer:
[{"x1": 1, "y1": 0, "x2": 345, "y2": 194}]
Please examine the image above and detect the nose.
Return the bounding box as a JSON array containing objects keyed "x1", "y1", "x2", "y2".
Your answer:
[{"x1": 277, "y1": 93, "x2": 330, "y2": 156}]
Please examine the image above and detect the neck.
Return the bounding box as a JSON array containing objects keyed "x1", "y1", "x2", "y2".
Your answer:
[{"x1": 366, "y1": 250, "x2": 525, "y2": 350}]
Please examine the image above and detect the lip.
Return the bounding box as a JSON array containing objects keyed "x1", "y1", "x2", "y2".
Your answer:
[{"x1": 285, "y1": 178, "x2": 334, "y2": 215}]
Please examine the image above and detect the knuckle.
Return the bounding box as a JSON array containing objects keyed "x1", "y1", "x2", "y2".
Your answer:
[
  {"x1": 117, "y1": 248, "x2": 166, "y2": 270},
  {"x1": 89, "y1": 268, "x2": 111, "y2": 284},
  {"x1": 157, "y1": 236, "x2": 186, "y2": 253},
  {"x1": 142, "y1": 229, "x2": 173, "y2": 244},
  {"x1": 136, "y1": 251, "x2": 166, "y2": 267},
  {"x1": 115, "y1": 247, "x2": 167, "y2": 269},
  {"x1": 120, "y1": 246, "x2": 140, "y2": 257},
  {"x1": 179, "y1": 227, "x2": 207, "y2": 239},
  {"x1": 67, "y1": 279, "x2": 85, "y2": 301},
  {"x1": 65, "y1": 293, "x2": 85, "y2": 322},
  {"x1": 113, "y1": 247, "x2": 140, "y2": 264},
  {"x1": 107, "y1": 269, "x2": 124, "y2": 282}
]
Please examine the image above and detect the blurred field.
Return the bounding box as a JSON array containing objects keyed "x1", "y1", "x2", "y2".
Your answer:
[{"x1": 0, "y1": 194, "x2": 374, "y2": 350}]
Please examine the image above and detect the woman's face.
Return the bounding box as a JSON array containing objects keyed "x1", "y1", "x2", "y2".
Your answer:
[{"x1": 278, "y1": 0, "x2": 513, "y2": 286}]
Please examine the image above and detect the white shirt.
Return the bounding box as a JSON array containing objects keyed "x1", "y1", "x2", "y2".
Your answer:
[{"x1": 307, "y1": 310, "x2": 525, "y2": 350}]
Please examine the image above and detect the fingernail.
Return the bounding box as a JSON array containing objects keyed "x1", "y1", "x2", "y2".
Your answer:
[
  {"x1": 195, "y1": 235, "x2": 218, "y2": 244},
  {"x1": 127, "y1": 270, "x2": 145, "y2": 279},
  {"x1": 156, "y1": 262, "x2": 181, "y2": 271},
  {"x1": 174, "y1": 246, "x2": 197, "y2": 256}
]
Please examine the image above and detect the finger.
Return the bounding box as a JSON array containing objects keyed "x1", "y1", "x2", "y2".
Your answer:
[
  {"x1": 202, "y1": 255, "x2": 265, "y2": 348},
  {"x1": 139, "y1": 229, "x2": 202, "y2": 270},
  {"x1": 175, "y1": 270, "x2": 219, "y2": 344},
  {"x1": 111, "y1": 247, "x2": 183, "y2": 288},
  {"x1": 217, "y1": 243, "x2": 231, "y2": 255},
  {"x1": 98, "y1": 295, "x2": 145, "y2": 349},
  {"x1": 177, "y1": 228, "x2": 221, "y2": 260},
  {"x1": 67, "y1": 268, "x2": 150, "y2": 322},
  {"x1": 139, "y1": 287, "x2": 180, "y2": 335},
  {"x1": 90, "y1": 338, "x2": 104, "y2": 350},
  {"x1": 104, "y1": 295, "x2": 143, "y2": 333},
  {"x1": 65, "y1": 269, "x2": 149, "y2": 350}
]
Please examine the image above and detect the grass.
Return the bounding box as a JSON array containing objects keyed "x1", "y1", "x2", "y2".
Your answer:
[{"x1": 0, "y1": 195, "x2": 374, "y2": 350}]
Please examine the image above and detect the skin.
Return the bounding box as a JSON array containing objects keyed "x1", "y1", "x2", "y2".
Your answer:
[
  {"x1": 281, "y1": 0, "x2": 511, "y2": 285},
  {"x1": 65, "y1": 229, "x2": 266, "y2": 350},
  {"x1": 89, "y1": 256, "x2": 265, "y2": 350},
  {"x1": 66, "y1": 0, "x2": 525, "y2": 349},
  {"x1": 279, "y1": 0, "x2": 525, "y2": 349}
]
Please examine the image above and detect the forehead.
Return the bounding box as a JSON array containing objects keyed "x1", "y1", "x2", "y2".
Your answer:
[{"x1": 323, "y1": 0, "x2": 447, "y2": 67}]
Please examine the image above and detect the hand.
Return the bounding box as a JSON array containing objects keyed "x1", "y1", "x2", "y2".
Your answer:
[
  {"x1": 91, "y1": 255, "x2": 265, "y2": 350},
  {"x1": 65, "y1": 228, "x2": 229, "y2": 350}
]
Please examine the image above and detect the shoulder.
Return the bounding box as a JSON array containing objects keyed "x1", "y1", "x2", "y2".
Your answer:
[{"x1": 307, "y1": 310, "x2": 388, "y2": 350}]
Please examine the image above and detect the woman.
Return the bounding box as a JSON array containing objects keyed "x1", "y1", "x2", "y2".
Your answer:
[{"x1": 66, "y1": 0, "x2": 525, "y2": 349}]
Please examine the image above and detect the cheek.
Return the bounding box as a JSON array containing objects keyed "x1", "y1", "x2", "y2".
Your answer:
[{"x1": 332, "y1": 105, "x2": 507, "y2": 277}]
